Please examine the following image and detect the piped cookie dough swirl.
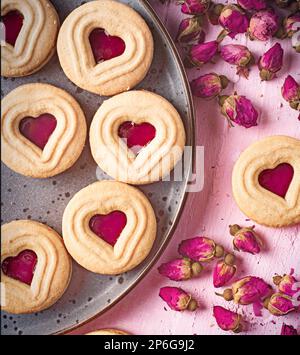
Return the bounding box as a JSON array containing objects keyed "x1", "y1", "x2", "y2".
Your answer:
[
  {"x1": 90, "y1": 90, "x2": 186, "y2": 185},
  {"x1": 1, "y1": 0, "x2": 60, "y2": 77},
  {"x1": 62, "y1": 181, "x2": 157, "y2": 275},
  {"x1": 1, "y1": 83, "x2": 87, "y2": 178},
  {"x1": 57, "y1": 0, "x2": 154, "y2": 96},
  {"x1": 1, "y1": 220, "x2": 72, "y2": 314}
]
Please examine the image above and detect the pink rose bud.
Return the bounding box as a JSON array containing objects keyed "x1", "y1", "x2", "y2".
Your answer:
[
  {"x1": 249, "y1": 9, "x2": 279, "y2": 41},
  {"x1": 187, "y1": 40, "x2": 219, "y2": 66},
  {"x1": 207, "y1": 3, "x2": 225, "y2": 25},
  {"x1": 218, "y1": 4, "x2": 249, "y2": 39},
  {"x1": 217, "y1": 276, "x2": 273, "y2": 305},
  {"x1": 213, "y1": 306, "x2": 243, "y2": 332},
  {"x1": 229, "y1": 224, "x2": 263, "y2": 255},
  {"x1": 176, "y1": 17, "x2": 206, "y2": 45},
  {"x1": 213, "y1": 254, "x2": 237, "y2": 288},
  {"x1": 178, "y1": 236, "x2": 224, "y2": 262},
  {"x1": 220, "y1": 44, "x2": 254, "y2": 78},
  {"x1": 159, "y1": 286, "x2": 198, "y2": 311},
  {"x1": 273, "y1": 273, "x2": 300, "y2": 298},
  {"x1": 219, "y1": 93, "x2": 259, "y2": 128},
  {"x1": 190, "y1": 73, "x2": 229, "y2": 99},
  {"x1": 179, "y1": 0, "x2": 211, "y2": 15},
  {"x1": 237, "y1": 0, "x2": 267, "y2": 10},
  {"x1": 281, "y1": 75, "x2": 300, "y2": 111},
  {"x1": 264, "y1": 293, "x2": 296, "y2": 316},
  {"x1": 258, "y1": 43, "x2": 283, "y2": 81},
  {"x1": 284, "y1": 12, "x2": 300, "y2": 38},
  {"x1": 281, "y1": 323, "x2": 298, "y2": 336},
  {"x1": 158, "y1": 258, "x2": 203, "y2": 281}
]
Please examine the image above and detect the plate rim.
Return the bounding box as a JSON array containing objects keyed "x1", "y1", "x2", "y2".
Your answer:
[{"x1": 54, "y1": 0, "x2": 196, "y2": 335}]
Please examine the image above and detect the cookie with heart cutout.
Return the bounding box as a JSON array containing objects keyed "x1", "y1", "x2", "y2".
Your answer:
[
  {"x1": 232, "y1": 135, "x2": 300, "y2": 228},
  {"x1": 57, "y1": 0, "x2": 153, "y2": 96},
  {"x1": 89, "y1": 90, "x2": 186, "y2": 185},
  {"x1": 1, "y1": 0, "x2": 60, "y2": 77},
  {"x1": 86, "y1": 329, "x2": 129, "y2": 335},
  {"x1": 1, "y1": 83, "x2": 87, "y2": 178},
  {"x1": 1, "y1": 220, "x2": 72, "y2": 314},
  {"x1": 62, "y1": 180, "x2": 157, "y2": 275}
]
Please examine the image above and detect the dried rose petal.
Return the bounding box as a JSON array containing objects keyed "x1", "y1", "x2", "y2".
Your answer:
[
  {"x1": 229, "y1": 224, "x2": 262, "y2": 255},
  {"x1": 249, "y1": 9, "x2": 279, "y2": 41},
  {"x1": 281, "y1": 323, "x2": 298, "y2": 335},
  {"x1": 178, "y1": 236, "x2": 224, "y2": 262},
  {"x1": 187, "y1": 40, "x2": 219, "y2": 66},
  {"x1": 158, "y1": 258, "x2": 203, "y2": 281},
  {"x1": 273, "y1": 273, "x2": 300, "y2": 298},
  {"x1": 213, "y1": 306, "x2": 242, "y2": 332},
  {"x1": 258, "y1": 43, "x2": 283, "y2": 81},
  {"x1": 190, "y1": 73, "x2": 229, "y2": 99},
  {"x1": 176, "y1": 17, "x2": 205, "y2": 45},
  {"x1": 207, "y1": 3, "x2": 224, "y2": 25},
  {"x1": 213, "y1": 254, "x2": 237, "y2": 288},
  {"x1": 281, "y1": 75, "x2": 300, "y2": 111},
  {"x1": 265, "y1": 293, "x2": 296, "y2": 316},
  {"x1": 237, "y1": 0, "x2": 267, "y2": 11},
  {"x1": 220, "y1": 44, "x2": 254, "y2": 78},
  {"x1": 179, "y1": 0, "x2": 211, "y2": 15},
  {"x1": 219, "y1": 4, "x2": 249, "y2": 39},
  {"x1": 219, "y1": 93, "x2": 259, "y2": 128},
  {"x1": 284, "y1": 12, "x2": 300, "y2": 38},
  {"x1": 159, "y1": 286, "x2": 198, "y2": 311},
  {"x1": 217, "y1": 276, "x2": 273, "y2": 305}
]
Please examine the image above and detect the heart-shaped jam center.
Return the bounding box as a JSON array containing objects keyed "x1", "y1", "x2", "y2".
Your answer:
[
  {"x1": 1, "y1": 250, "x2": 37, "y2": 286},
  {"x1": 118, "y1": 121, "x2": 156, "y2": 154},
  {"x1": 89, "y1": 211, "x2": 127, "y2": 246},
  {"x1": 89, "y1": 28, "x2": 125, "y2": 63},
  {"x1": 19, "y1": 113, "x2": 57, "y2": 150},
  {"x1": 1, "y1": 10, "x2": 24, "y2": 46},
  {"x1": 258, "y1": 163, "x2": 294, "y2": 198}
]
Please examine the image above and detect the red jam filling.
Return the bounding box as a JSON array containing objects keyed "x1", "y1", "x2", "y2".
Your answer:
[
  {"x1": 89, "y1": 211, "x2": 127, "y2": 246},
  {"x1": 1, "y1": 10, "x2": 24, "y2": 46}
]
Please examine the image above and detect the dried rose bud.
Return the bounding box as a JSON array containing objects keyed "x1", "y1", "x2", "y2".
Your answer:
[
  {"x1": 213, "y1": 254, "x2": 237, "y2": 288},
  {"x1": 264, "y1": 293, "x2": 296, "y2": 316},
  {"x1": 178, "y1": 236, "x2": 224, "y2": 262},
  {"x1": 237, "y1": 0, "x2": 267, "y2": 10},
  {"x1": 258, "y1": 43, "x2": 283, "y2": 81},
  {"x1": 281, "y1": 75, "x2": 300, "y2": 111},
  {"x1": 213, "y1": 306, "x2": 243, "y2": 332},
  {"x1": 281, "y1": 323, "x2": 298, "y2": 335},
  {"x1": 249, "y1": 9, "x2": 279, "y2": 41},
  {"x1": 187, "y1": 40, "x2": 219, "y2": 66},
  {"x1": 176, "y1": 17, "x2": 206, "y2": 45},
  {"x1": 217, "y1": 276, "x2": 273, "y2": 305},
  {"x1": 159, "y1": 286, "x2": 198, "y2": 311},
  {"x1": 218, "y1": 5, "x2": 249, "y2": 39},
  {"x1": 284, "y1": 12, "x2": 300, "y2": 38},
  {"x1": 273, "y1": 273, "x2": 300, "y2": 298},
  {"x1": 229, "y1": 224, "x2": 263, "y2": 255},
  {"x1": 190, "y1": 73, "x2": 229, "y2": 99},
  {"x1": 158, "y1": 258, "x2": 203, "y2": 281},
  {"x1": 179, "y1": 0, "x2": 211, "y2": 15},
  {"x1": 219, "y1": 93, "x2": 258, "y2": 128},
  {"x1": 207, "y1": 3, "x2": 224, "y2": 25},
  {"x1": 220, "y1": 44, "x2": 254, "y2": 78}
]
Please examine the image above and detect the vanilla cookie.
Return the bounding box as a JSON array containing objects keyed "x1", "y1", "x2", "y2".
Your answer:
[
  {"x1": 62, "y1": 180, "x2": 157, "y2": 275},
  {"x1": 1, "y1": 220, "x2": 72, "y2": 314},
  {"x1": 90, "y1": 91, "x2": 186, "y2": 185},
  {"x1": 1, "y1": 0, "x2": 59, "y2": 77},
  {"x1": 87, "y1": 329, "x2": 129, "y2": 335},
  {"x1": 57, "y1": 0, "x2": 153, "y2": 96},
  {"x1": 232, "y1": 136, "x2": 300, "y2": 227},
  {"x1": 1, "y1": 83, "x2": 87, "y2": 178}
]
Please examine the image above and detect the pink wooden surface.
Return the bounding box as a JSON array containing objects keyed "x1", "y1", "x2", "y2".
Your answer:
[{"x1": 70, "y1": 1, "x2": 300, "y2": 335}]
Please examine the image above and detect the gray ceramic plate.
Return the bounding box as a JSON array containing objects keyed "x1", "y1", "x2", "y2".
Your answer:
[{"x1": 1, "y1": 0, "x2": 194, "y2": 335}]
